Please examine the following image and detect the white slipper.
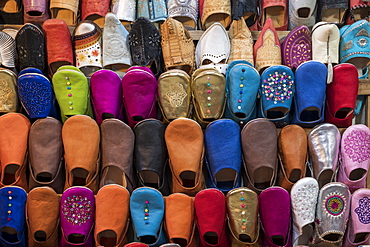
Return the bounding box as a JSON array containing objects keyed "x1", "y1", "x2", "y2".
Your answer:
[
  {"x1": 289, "y1": 0, "x2": 317, "y2": 30},
  {"x1": 0, "y1": 31, "x2": 16, "y2": 68},
  {"x1": 111, "y1": 0, "x2": 136, "y2": 22}
]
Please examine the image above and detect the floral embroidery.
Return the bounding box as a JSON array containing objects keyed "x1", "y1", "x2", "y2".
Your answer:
[
  {"x1": 325, "y1": 194, "x2": 345, "y2": 216},
  {"x1": 0, "y1": 78, "x2": 12, "y2": 109},
  {"x1": 92, "y1": 50, "x2": 99, "y2": 57},
  {"x1": 355, "y1": 196, "x2": 370, "y2": 224},
  {"x1": 129, "y1": 33, "x2": 140, "y2": 46},
  {"x1": 261, "y1": 71, "x2": 293, "y2": 104},
  {"x1": 79, "y1": 54, "x2": 86, "y2": 62},
  {"x1": 343, "y1": 130, "x2": 370, "y2": 163},
  {"x1": 61, "y1": 195, "x2": 92, "y2": 226},
  {"x1": 148, "y1": 33, "x2": 160, "y2": 47},
  {"x1": 166, "y1": 82, "x2": 187, "y2": 107}
]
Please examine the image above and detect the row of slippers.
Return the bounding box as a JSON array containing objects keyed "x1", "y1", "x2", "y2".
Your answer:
[
  {"x1": 0, "y1": 109, "x2": 369, "y2": 197},
  {"x1": 2, "y1": 181, "x2": 370, "y2": 247},
  {"x1": 2, "y1": 0, "x2": 370, "y2": 31}
]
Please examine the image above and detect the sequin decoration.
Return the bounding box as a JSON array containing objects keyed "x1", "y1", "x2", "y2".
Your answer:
[
  {"x1": 343, "y1": 130, "x2": 370, "y2": 163},
  {"x1": 291, "y1": 183, "x2": 318, "y2": 221},
  {"x1": 17, "y1": 80, "x2": 52, "y2": 117},
  {"x1": 261, "y1": 71, "x2": 293, "y2": 104},
  {"x1": 62, "y1": 195, "x2": 92, "y2": 226},
  {"x1": 325, "y1": 194, "x2": 345, "y2": 216},
  {"x1": 355, "y1": 196, "x2": 370, "y2": 224}
]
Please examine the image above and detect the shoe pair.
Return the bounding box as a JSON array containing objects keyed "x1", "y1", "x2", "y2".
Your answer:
[{"x1": 158, "y1": 67, "x2": 226, "y2": 127}]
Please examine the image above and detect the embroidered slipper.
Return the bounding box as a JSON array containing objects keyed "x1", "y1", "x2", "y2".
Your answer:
[
  {"x1": 344, "y1": 188, "x2": 370, "y2": 246},
  {"x1": 0, "y1": 0, "x2": 23, "y2": 24},
  {"x1": 111, "y1": 0, "x2": 136, "y2": 23},
  {"x1": 195, "y1": 22, "x2": 230, "y2": 74},
  {"x1": 291, "y1": 178, "x2": 319, "y2": 246},
  {"x1": 43, "y1": 19, "x2": 74, "y2": 76},
  {"x1": 204, "y1": 119, "x2": 242, "y2": 192},
  {"x1": 0, "y1": 68, "x2": 18, "y2": 114},
  {"x1": 200, "y1": 0, "x2": 231, "y2": 30},
  {"x1": 281, "y1": 25, "x2": 312, "y2": 71},
  {"x1": 0, "y1": 31, "x2": 16, "y2": 69},
  {"x1": 50, "y1": 0, "x2": 78, "y2": 25},
  {"x1": 349, "y1": 0, "x2": 370, "y2": 23},
  {"x1": 167, "y1": 0, "x2": 198, "y2": 29},
  {"x1": 308, "y1": 123, "x2": 341, "y2": 188},
  {"x1": 228, "y1": 18, "x2": 254, "y2": 65},
  {"x1": 81, "y1": 0, "x2": 110, "y2": 27},
  {"x1": 259, "y1": 0, "x2": 288, "y2": 31},
  {"x1": 325, "y1": 63, "x2": 359, "y2": 128},
  {"x1": 23, "y1": 0, "x2": 49, "y2": 24},
  {"x1": 337, "y1": 124, "x2": 370, "y2": 193},
  {"x1": 103, "y1": 13, "x2": 132, "y2": 72},
  {"x1": 318, "y1": 0, "x2": 348, "y2": 23},
  {"x1": 313, "y1": 182, "x2": 350, "y2": 245},
  {"x1": 291, "y1": 61, "x2": 327, "y2": 128},
  {"x1": 158, "y1": 69, "x2": 192, "y2": 122},
  {"x1": 289, "y1": 0, "x2": 317, "y2": 29},
  {"x1": 160, "y1": 17, "x2": 195, "y2": 75},
  {"x1": 73, "y1": 20, "x2": 102, "y2": 77},
  {"x1": 17, "y1": 67, "x2": 53, "y2": 119},
  {"x1": 231, "y1": 0, "x2": 258, "y2": 30},
  {"x1": 224, "y1": 60, "x2": 260, "y2": 126},
  {"x1": 136, "y1": 0, "x2": 167, "y2": 23}
]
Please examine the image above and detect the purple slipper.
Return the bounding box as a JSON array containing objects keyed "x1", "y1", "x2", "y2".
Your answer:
[{"x1": 60, "y1": 186, "x2": 95, "y2": 247}]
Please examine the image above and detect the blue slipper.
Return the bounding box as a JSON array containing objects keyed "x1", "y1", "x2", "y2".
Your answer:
[
  {"x1": 259, "y1": 65, "x2": 295, "y2": 127},
  {"x1": 17, "y1": 68, "x2": 53, "y2": 118},
  {"x1": 224, "y1": 60, "x2": 260, "y2": 126},
  {"x1": 204, "y1": 119, "x2": 242, "y2": 192},
  {"x1": 292, "y1": 60, "x2": 327, "y2": 128},
  {"x1": 0, "y1": 186, "x2": 27, "y2": 247}
]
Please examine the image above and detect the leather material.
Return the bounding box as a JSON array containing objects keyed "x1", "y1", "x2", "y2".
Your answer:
[
  {"x1": 0, "y1": 0, "x2": 23, "y2": 24},
  {"x1": 259, "y1": 187, "x2": 291, "y2": 247},
  {"x1": 15, "y1": 23, "x2": 46, "y2": 73},
  {"x1": 133, "y1": 119, "x2": 169, "y2": 196},
  {"x1": 130, "y1": 187, "x2": 166, "y2": 246},
  {"x1": 291, "y1": 178, "x2": 319, "y2": 246},
  {"x1": 226, "y1": 187, "x2": 259, "y2": 245},
  {"x1": 165, "y1": 193, "x2": 196, "y2": 247},
  {"x1": 313, "y1": 182, "x2": 351, "y2": 245},
  {"x1": 27, "y1": 187, "x2": 59, "y2": 247},
  {"x1": 200, "y1": 0, "x2": 231, "y2": 30},
  {"x1": 60, "y1": 186, "x2": 95, "y2": 247},
  {"x1": 51, "y1": 65, "x2": 94, "y2": 123},
  {"x1": 0, "y1": 186, "x2": 27, "y2": 247},
  {"x1": 253, "y1": 18, "x2": 281, "y2": 73},
  {"x1": 259, "y1": 65, "x2": 294, "y2": 127},
  {"x1": 289, "y1": 0, "x2": 317, "y2": 29},
  {"x1": 81, "y1": 0, "x2": 110, "y2": 21},
  {"x1": 23, "y1": 0, "x2": 49, "y2": 24},
  {"x1": 28, "y1": 118, "x2": 64, "y2": 194},
  {"x1": 0, "y1": 113, "x2": 30, "y2": 191},
  {"x1": 191, "y1": 67, "x2": 226, "y2": 128},
  {"x1": 224, "y1": 60, "x2": 259, "y2": 126},
  {"x1": 95, "y1": 185, "x2": 130, "y2": 247},
  {"x1": 121, "y1": 66, "x2": 158, "y2": 128},
  {"x1": 158, "y1": 69, "x2": 192, "y2": 122},
  {"x1": 308, "y1": 123, "x2": 341, "y2": 188},
  {"x1": 343, "y1": 188, "x2": 370, "y2": 247},
  {"x1": 278, "y1": 125, "x2": 307, "y2": 191},
  {"x1": 228, "y1": 19, "x2": 254, "y2": 64},
  {"x1": 259, "y1": 0, "x2": 288, "y2": 30},
  {"x1": 204, "y1": 119, "x2": 242, "y2": 192},
  {"x1": 231, "y1": 0, "x2": 257, "y2": 23},
  {"x1": 349, "y1": 0, "x2": 370, "y2": 22},
  {"x1": 196, "y1": 22, "x2": 230, "y2": 74},
  {"x1": 312, "y1": 22, "x2": 340, "y2": 65},
  {"x1": 167, "y1": 0, "x2": 198, "y2": 29},
  {"x1": 111, "y1": 0, "x2": 136, "y2": 22},
  {"x1": 194, "y1": 189, "x2": 230, "y2": 247},
  {"x1": 103, "y1": 13, "x2": 132, "y2": 69},
  {"x1": 17, "y1": 68, "x2": 53, "y2": 119},
  {"x1": 128, "y1": 17, "x2": 164, "y2": 77},
  {"x1": 337, "y1": 124, "x2": 370, "y2": 193},
  {"x1": 62, "y1": 115, "x2": 100, "y2": 194},
  {"x1": 160, "y1": 17, "x2": 195, "y2": 75},
  {"x1": 165, "y1": 118, "x2": 205, "y2": 196},
  {"x1": 0, "y1": 31, "x2": 16, "y2": 68},
  {"x1": 124, "y1": 244, "x2": 149, "y2": 247},
  {"x1": 281, "y1": 25, "x2": 311, "y2": 70},
  {"x1": 0, "y1": 68, "x2": 18, "y2": 113},
  {"x1": 43, "y1": 19, "x2": 74, "y2": 75},
  {"x1": 136, "y1": 0, "x2": 168, "y2": 22},
  {"x1": 292, "y1": 61, "x2": 327, "y2": 128},
  {"x1": 100, "y1": 119, "x2": 136, "y2": 193},
  {"x1": 325, "y1": 63, "x2": 359, "y2": 128},
  {"x1": 241, "y1": 118, "x2": 277, "y2": 193},
  {"x1": 339, "y1": 20, "x2": 370, "y2": 66},
  {"x1": 50, "y1": 0, "x2": 78, "y2": 25},
  {"x1": 90, "y1": 69, "x2": 125, "y2": 124}
]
